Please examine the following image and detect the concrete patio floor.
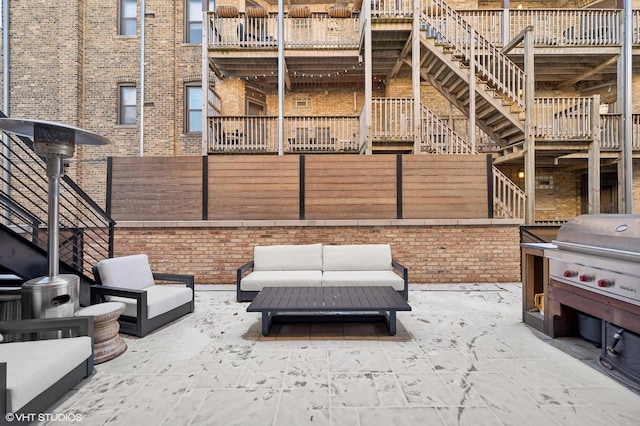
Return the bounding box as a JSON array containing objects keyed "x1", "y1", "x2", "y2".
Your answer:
[{"x1": 48, "y1": 283, "x2": 640, "y2": 425}]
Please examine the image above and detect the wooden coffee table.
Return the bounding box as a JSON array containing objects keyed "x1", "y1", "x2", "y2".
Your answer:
[{"x1": 246, "y1": 286, "x2": 411, "y2": 336}]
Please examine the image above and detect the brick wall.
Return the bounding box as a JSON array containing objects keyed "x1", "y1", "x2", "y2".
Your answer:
[{"x1": 112, "y1": 222, "x2": 522, "y2": 285}]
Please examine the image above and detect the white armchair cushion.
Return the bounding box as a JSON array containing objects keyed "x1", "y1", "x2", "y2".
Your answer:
[
  {"x1": 109, "y1": 285, "x2": 193, "y2": 319},
  {"x1": 241, "y1": 270, "x2": 323, "y2": 291},
  {"x1": 95, "y1": 254, "x2": 156, "y2": 290},
  {"x1": 323, "y1": 244, "x2": 393, "y2": 271},
  {"x1": 322, "y1": 270, "x2": 405, "y2": 291},
  {"x1": 0, "y1": 336, "x2": 92, "y2": 412},
  {"x1": 253, "y1": 243, "x2": 323, "y2": 271}
]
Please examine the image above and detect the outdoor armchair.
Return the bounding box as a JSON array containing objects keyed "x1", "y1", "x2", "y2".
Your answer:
[
  {"x1": 91, "y1": 254, "x2": 194, "y2": 337},
  {"x1": 0, "y1": 317, "x2": 94, "y2": 420}
]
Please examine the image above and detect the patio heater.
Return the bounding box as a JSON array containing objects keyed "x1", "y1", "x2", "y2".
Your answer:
[{"x1": 0, "y1": 118, "x2": 109, "y2": 320}]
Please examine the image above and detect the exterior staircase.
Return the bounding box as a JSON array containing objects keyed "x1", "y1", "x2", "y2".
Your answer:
[
  {"x1": 419, "y1": 0, "x2": 526, "y2": 148},
  {"x1": 370, "y1": 98, "x2": 525, "y2": 219}
]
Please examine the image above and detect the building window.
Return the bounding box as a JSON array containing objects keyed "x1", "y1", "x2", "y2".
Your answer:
[
  {"x1": 120, "y1": 0, "x2": 137, "y2": 36},
  {"x1": 186, "y1": 0, "x2": 215, "y2": 43},
  {"x1": 119, "y1": 85, "x2": 136, "y2": 125},
  {"x1": 186, "y1": 85, "x2": 202, "y2": 133}
]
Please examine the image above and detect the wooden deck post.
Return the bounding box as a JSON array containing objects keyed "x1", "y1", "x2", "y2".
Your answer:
[
  {"x1": 412, "y1": 0, "x2": 421, "y2": 154},
  {"x1": 588, "y1": 95, "x2": 601, "y2": 214},
  {"x1": 523, "y1": 27, "x2": 535, "y2": 225},
  {"x1": 364, "y1": 3, "x2": 373, "y2": 155}
]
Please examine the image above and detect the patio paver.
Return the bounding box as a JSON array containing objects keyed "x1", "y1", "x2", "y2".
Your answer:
[{"x1": 47, "y1": 283, "x2": 640, "y2": 425}]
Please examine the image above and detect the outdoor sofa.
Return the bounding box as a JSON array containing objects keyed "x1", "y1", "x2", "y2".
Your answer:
[{"x1": 236, "y1": 243, "x2": 408, "y2": 302}]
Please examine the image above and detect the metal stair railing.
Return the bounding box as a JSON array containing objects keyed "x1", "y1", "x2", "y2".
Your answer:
[
  {"x1": 1, "y1": 112, "x2": 114, "y2": 279},
  {"x1": 421, "y1": 0, "x2": 526, "y2": 110}
]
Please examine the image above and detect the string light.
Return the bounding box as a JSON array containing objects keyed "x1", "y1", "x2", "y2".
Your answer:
[{"x1": 219, "y1": 62, "x2": 366, "y2": 81}]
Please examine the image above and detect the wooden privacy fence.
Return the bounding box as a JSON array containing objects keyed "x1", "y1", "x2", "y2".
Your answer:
[{"x1": 107, "y1": 154, "x2": 493, "y2": 221}]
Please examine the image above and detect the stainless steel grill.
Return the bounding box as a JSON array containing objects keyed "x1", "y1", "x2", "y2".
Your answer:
[
  {"x1": 545, "y1": 214, "x2": 640, "y2": 306},
  {"x1": 544, "y1": 214, "x2": 640, "y2": 386}
]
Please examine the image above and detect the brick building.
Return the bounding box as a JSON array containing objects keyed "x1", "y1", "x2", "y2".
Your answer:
[
  {"x1": 1, "y1": 1, "x2": 639, "y2": 284},
  {"x1": 2, "y1": 0, "x2": 638, "y2": 221}
]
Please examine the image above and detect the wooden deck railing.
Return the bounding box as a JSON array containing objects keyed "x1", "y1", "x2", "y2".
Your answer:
[
  {"x1": 209, "y1": 7, "x2": 640, "y2": 49},
  {"x1": 209, "y1": 104, "x2": 640, "y2": 153},
  {"x1": 284, "y1": 13, "x2": 360, "y2": 48},
  {"x1": 425, "y1": 105, "x2": 640, "y2": 150},
  {"x1": 456, "y1": 8, "x2": 621, "y2": 46},
  {"x1": 371, "y1": 98, "x2": 414, "y2": 141},
  {"x1": 208, "y1": 116, "x2": 361, "y2": 152},
  {"x1": 371, "y1": 0, "x2": 413, "y2": 17},
  {"x1": 420, "y1": 105, "x2": 473, "y2": 154},
  {"x1": 601, "y1": 113, "x2": 640, "y2": 150},
  {"x1": 209, "y1": 13, "x2": 359, "y2": 48},
  {"x1": 532, "y1": 97, "x2": 595, "y2": 141},
  {"x1": 493, "y1": 167, "x2": 525, "y2": 220}
]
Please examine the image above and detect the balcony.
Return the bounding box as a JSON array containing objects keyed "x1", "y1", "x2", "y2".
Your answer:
[
  {"x1": 457, "y1": 8, "x2": 623, "y2": 46},
  {"x1": 210, "y1": 13, "x2": 360, "y2": 49},
  {"x1": 208, "y1": 100, "x2": 640, "y2": 155},
  {"x1": 208, "y1": 6, "x2": 640, "y2": 92},
  {"x1": 209, "y1": 6, "x2": 640, "y2": 50},
  {"x1": 208, "y1": 116, "x2": 362, "y2": 153},
  {"x1": 208, "y1": 12, "x2": 362, "y2": 90}
]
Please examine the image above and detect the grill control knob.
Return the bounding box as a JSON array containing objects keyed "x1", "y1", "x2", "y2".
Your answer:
[
  {"x1": 579, "y1": 274, "x2": 594, "y2": 282},
  {"x1": 563, "y1": 270, "x2": 578, "y2": 278},
  {"x1": 598, "y1": 279, "x2": 614, "y2": 288}
]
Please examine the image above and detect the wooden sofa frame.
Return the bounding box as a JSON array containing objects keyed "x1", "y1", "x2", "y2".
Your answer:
[
  {"x1": 0, "y1": 317, "x2": 94, "y2": 424},
  {"x1": 91, "y1": 269, "x2": 195, "y2": 338}
]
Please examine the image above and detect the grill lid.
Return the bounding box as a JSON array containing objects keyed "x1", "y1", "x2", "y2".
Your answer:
[{"x1": 554, "y1": 214, "x2": 640, "y2": 262}]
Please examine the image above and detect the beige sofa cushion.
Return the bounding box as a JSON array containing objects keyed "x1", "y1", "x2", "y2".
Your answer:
[
  {"x1": 0, "y1": 336, "x2": 92, "y2": 412},
  {"x1": 253, "y1": 243, "x2": 323, "y2": 271},
  {"x1": 323, "y1": 244, "x2": 393, "y2": 271},
  {"x1": 109, "y1": 285, "x2": 193, "y2": 319},
  {"x1": 322, "y1": 270, "x2": 405, "y2": 291},
  {"x1": 241, "y1": 270, "x2": 323, "y2": 291}
]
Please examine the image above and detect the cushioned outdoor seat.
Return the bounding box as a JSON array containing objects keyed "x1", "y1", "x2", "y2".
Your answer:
[
  {"x1": 321, "y1": 270, "x2": 405, "y2": 290},
  {"x1": 0, "y1": 317, "x2": 94, "y2": 418},
  {"x1": 321, "y1": 244, "x2": 406, "y2": 292},
  {"x1": 91, "y1": 254, "x2": 195, "y2": 337},
  {"x1": 240, "y1": 270, "x2": 323, "y2": 291},
  {"x1": 237, "y1": 243, "x2": 323, "y2": 301}
]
